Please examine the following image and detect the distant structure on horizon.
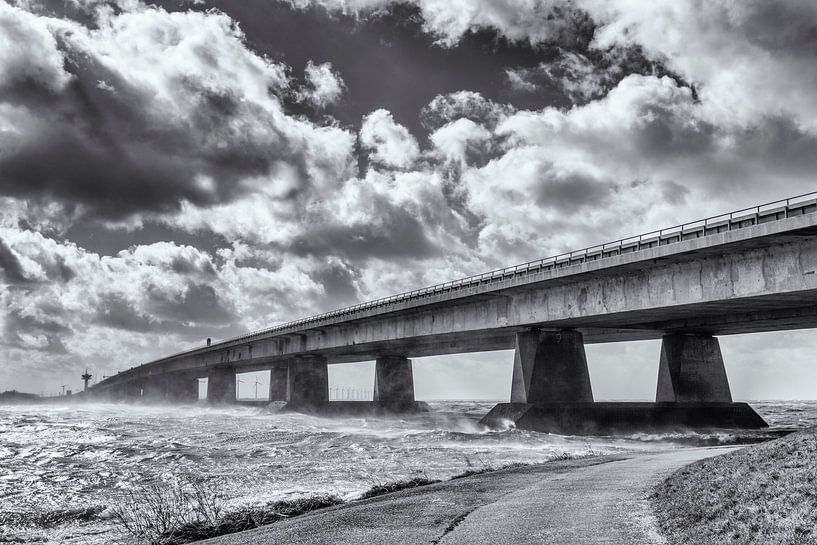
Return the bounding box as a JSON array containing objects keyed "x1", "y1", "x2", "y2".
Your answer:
[{"x1": 81, "y1": 370, "x2": 92, "y2": 392}]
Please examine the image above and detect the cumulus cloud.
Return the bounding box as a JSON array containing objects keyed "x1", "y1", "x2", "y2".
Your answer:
[
  {"x1": 582, "y1": 0, "x2": 817, "y2": 128},
  {"x1": 296, "y1": 60, "x2": 346, "y2": 108},
  {"x1": 4, "y1": 0, "x2": 817, "y2": 395},
  {"x1": 284, "y1": 0, "x2": 589, "y2": 46},
  {"x1": 0, "y1": 1, "x2": 354, "y2": 222},
  {"x1": 359, "y1": 109, "x2": 420, "y2": 169}
]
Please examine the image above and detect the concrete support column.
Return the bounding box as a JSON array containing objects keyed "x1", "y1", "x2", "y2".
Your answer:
[
  {"x1": 510, "y1": 329, "x2": 593, "y2": 404},
  {"x1": 141, "y1": 377, "x2": 166, "y2": 401},
  {"x1": 269, "y1": 366, "x2": 289, "y2": 402},
  {"x1": 656, "y1": 333, "x2": 732, "y2": 402},
  {"x1": 164, "y1": 373, "x2": 199, "y2": 403},
  {"x1": 288, "y1": 356, "x2": 328, "y2": 406},
  {"x1": 373, "y1": 356, "x2": 415, "y2": 402},
  {"x1": 207, "y1": 367, "x2": 237, "y2": 404}
]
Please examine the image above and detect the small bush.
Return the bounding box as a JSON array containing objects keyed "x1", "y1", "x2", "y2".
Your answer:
[
  {"x1": 112, "y1": 477, "x2": 342, "y2": 545},
  {"x1": 111, "y1": 477, "x2": 223, "y2": 544},
  {"x1": 168, "y1": 495, "x2": 343, "y2": 543}
]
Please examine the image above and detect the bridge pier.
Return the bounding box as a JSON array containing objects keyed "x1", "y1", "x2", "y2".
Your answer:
[
  {"x1": 482, "y1": 329, "x2": 766, "y2": 433},
  {"x1": 374, "y1": 356, "x2": 415, "y2": 403},
  {"x1": 269, "y1": 365, "x2": 289, "y2": 402},
  {"x1": 287, "y1": 356, "x2": 328, "y2": 407},
  {"x1": 164, "y1": 373, "x2": 200, "y2": 403},
  {"x1": 510, "y1": 329, "x2": 593, "y2": 404},
  {"x1": 656, "y1": 333, "x2": 732, "y2": 402},
  {"x1": 207, "y1": 367, "x2": 237, "y2": 404}
]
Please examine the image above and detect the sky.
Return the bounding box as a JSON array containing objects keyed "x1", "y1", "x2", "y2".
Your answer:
[{"x1": 2, "y1": 0, "x2": 817, "y2": 398}]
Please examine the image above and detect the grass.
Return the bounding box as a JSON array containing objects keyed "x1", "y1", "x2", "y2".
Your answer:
[
  {"x1": 653, "y1": 428, "x2": 817, "y2": 545},
  {"x1": 359, "y1": 477, "x2": 441, "y2": 499}
]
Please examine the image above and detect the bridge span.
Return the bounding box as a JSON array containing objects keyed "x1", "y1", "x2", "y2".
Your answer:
[{"x1": 91, "y1": 192, "x2": 817, "y2": 431}]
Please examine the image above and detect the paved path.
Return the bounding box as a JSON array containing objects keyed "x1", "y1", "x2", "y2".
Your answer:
[{"x1": 199, "y1": 447, "x2": 737, "y2": 545}]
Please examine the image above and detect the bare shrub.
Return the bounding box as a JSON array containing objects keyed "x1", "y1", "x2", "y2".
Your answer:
[{"x1": 111, "y1": 477, "x2": 223, "y2": 544}]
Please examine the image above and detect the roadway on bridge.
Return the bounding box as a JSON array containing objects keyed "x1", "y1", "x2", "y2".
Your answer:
[{"x1": 198, "y1": 446, "x2": 736, "y2": 545}]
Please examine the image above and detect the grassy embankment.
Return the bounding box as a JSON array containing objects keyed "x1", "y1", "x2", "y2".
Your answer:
[{"x1": 654, "y1": 429, "x2": 817, "y2": 545}]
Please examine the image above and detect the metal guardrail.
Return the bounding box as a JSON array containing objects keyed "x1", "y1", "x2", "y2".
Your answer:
[{"x1": 100, "y1": 190, "x2": 817, "y2": 383}]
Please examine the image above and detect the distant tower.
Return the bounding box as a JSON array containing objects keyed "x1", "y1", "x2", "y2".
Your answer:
[{"x1": 81, "y1": 369, "x2": 92, "y2": 391}]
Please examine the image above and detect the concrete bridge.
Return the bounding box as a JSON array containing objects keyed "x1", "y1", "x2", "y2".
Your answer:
[{"x1": 91, "y1": 192, "x2": 817, "y2": 431}]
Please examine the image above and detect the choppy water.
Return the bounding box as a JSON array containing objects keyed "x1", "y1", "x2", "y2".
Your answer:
[{"x1": 0, "y1": 400, "x2": 813, "y2": 544}]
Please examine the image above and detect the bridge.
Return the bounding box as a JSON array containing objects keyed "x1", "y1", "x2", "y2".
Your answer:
[{"x1": 90, "y1": 191, "x2": 817, "y2": 432}]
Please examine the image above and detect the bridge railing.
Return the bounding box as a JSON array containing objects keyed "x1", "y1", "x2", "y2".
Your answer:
[{"x1": 101, "y1": 190, "x2": 817, "y2": 381}]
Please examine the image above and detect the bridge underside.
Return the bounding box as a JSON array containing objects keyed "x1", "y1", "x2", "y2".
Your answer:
[{"x1": 91, "y1": 218, "x2": 817, "y2": 431}]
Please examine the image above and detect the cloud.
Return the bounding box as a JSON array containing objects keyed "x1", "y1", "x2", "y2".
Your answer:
[
  {"x1": 0, "y1": 1, "x2": 355, "y2": 221},
  {"x1": 284, "y1": 0, "x2": 589, "y2": 46},
  {"x1": 580, "y1": 0, "x2": 817, "y2": 129},
  {"x1": 359, "y1": 109, "x2": 420, "y2": 169},
  {"x1": 506, "y1": 51, "x2": 610, "y2": 102},
  {"x1": 421, "y1": 90, "x2": 515, "y2": 131},
  {"x1": 296, "y1": 60, "x2": 346, "y2": 108}
]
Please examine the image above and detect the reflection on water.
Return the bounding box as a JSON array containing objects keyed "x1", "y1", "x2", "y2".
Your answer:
[{"x1": 0, "y1": 400, "x2": 811, "y2": 544}]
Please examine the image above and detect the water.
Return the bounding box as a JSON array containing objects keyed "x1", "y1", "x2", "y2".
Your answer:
[{"x1": 0, "y1": 400, "x2": 813, "y2": 544}]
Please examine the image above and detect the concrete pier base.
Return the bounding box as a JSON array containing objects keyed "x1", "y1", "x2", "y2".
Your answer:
[
  {"x1": 511, "y1": 329, "x2": 593, "y2": 404},
  {"x1": 207, "y1": 368, "x2": 236, "y2": 404},
  {"x1": 657, "y1": 334, "x2": 732, "y2": 402},
  {"x1": 374, "y1": 356, "x2": 415, "y2": 406},
  {"x1": 284, "y1": 356, "x2": 328, "y2": 408},
  {"x1": 480, "y1": 402, "x2": 768, "y2": 434}
]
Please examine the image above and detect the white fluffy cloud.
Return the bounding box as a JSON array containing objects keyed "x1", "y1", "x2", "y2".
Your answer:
[
  {"x1": 359, "y1": 109, "x2": 420, "y2": 169},
  {"x1": 298, "y1": 60, "x2": 346, "y2": 108}
]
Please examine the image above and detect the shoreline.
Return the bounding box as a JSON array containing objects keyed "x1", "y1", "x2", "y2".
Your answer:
[{"x1": 193, "y1": 446, "x2": 736, "y2": 545}]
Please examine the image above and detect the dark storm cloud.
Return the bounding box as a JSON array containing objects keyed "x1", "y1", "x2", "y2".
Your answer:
[
  {"x1": 0, "y1": 2, "x2": 353, "y2": 222},
  {"x1": 0, "y1": 237, "x2": 27, "y2": 283},
  {"x1": 94, "y1": 293, "x2": 157, "y2": 332},
  {"x1": 145, "y1": 282, "x2": 237, "y2": 326},
  {"x1": 61, "y1": 218, "x2": 234, "y2": 258},
  {"x1": 2, "y1": 65, "x2": 284, "y2": 218},
  {"x1": 290, "y1": 201, "x2": 439, "y2": 261},
  {"x1": 3, "y1": 307, "x2": 72, "y2": 354},
  {"x1": 308, "y1": 261, "x2": 361, "y2": 311},
  {"x1": 535, "y1": 173, "x2": 615, "y2": 212}
]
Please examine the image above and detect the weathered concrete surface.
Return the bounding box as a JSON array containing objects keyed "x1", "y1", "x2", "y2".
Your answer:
[
  {"x1": 480, "y1": 402, "x2": 767, "y2": 433},
  {"x1": 160, "y1": 373, "x2": 199, "y2": 403},
  {"x1": 268, "y1": 366, "x2": 289, "y2": 401},
  {"x1": 511, "y1": 330, "x2": 593, "y2": 404},
  {"x1": 373, "y1": 356, "x2": 415, "y2": 403},
  {"x1": 286, "y1": 356, "x2": 328, "y2": 407},
  {"x1": 196, "y1": 447, "x2": 737, "y2": 545},
  {"x1": 657, "y1": 334, "x2": 732, "y2": 402},
  {"x1": 207, "y1": 368, "x2": 236, "y2": 404}
]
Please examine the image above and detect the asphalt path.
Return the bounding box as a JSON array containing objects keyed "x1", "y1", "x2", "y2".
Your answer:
[{"x1": 198, "y1": 446, "x2": 737, "y2": 545}]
